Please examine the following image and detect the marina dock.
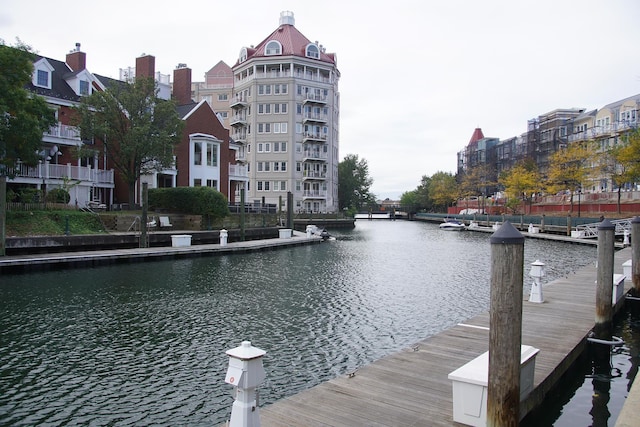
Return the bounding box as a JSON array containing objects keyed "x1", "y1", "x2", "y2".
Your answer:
[{"x1": 258, "y1": 247, "x2": 635, "y2": 426}]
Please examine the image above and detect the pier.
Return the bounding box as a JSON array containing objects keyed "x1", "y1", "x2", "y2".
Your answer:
[{"x1": 257, "y1": 247, "x2": 634, "y2": 426}]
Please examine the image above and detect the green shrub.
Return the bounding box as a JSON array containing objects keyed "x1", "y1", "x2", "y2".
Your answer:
[
  {"x1": 149, "y1": 187, "x2": 229, "y2": 218},
  {"x1": 17, "y1": 188, "x2": 42, "y2": 203},
  {"x1": 46, "y1": 188, "x2": 71, "y2": 203}
]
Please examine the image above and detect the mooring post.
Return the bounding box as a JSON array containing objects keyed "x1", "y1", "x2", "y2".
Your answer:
[
  {"x1": 488, "y1": 221, "x2": 524, "y2": 427},
  {"x1": 240, "y1": 188, "x2": 246, "y2": 242},
  {"x1": 287, "y1": 191, "x2": 293, "y2": 230},
  {"x1": 632, "y1": 216, "x2": 640, "y2": 297},
  {"x1": 595, "y1": 219, "x2": 615, "y2": 340},
  {"x1": 140, "y1": 182, "x2": 149, "y2": 248},
  {"x1": 566, "y1": 214, "x2": 572, "y2": 236}
]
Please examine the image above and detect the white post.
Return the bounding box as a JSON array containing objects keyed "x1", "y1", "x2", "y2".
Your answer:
[
  {"x1": 220, "y1": 229, "x2": 228, "y2": 246},
  {"x1": 225, "y1": 341, "x2": 266, "y2": 427},
  {"x1": 529, "y1": 260, "x2": 546, "y2": 303}
]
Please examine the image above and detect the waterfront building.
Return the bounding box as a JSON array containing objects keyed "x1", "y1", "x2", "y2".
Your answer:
[
  {"x1": 121, "y1": 55, "x2": 242, "y2": 205},
  {"x1": 457, "y1": 93, "x2": 640, "y2": 198},
  {"x1": 229, "y1": 11, "x2": 341, "y2": 213},
  {"x1": 4, "y1": 44, "x2": 116, "y2": 208}
]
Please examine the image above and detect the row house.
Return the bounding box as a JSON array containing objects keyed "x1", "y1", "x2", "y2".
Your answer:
[
  {"x1": 7, "y1": 43, "x2": 115, "y2": 207},
  {"x1": 458, "y1": 93, "x2": 640, "y2": 196},
  {"x1": 9, "y1": 45, "x2": 244, "y2": 209}
]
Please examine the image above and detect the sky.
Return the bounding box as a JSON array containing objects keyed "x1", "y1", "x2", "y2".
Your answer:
[{"x1": 2, "y1": 0, "x2": 640, "y2": 200}]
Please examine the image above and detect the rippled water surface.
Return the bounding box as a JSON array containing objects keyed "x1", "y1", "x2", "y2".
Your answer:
[{"x1": 0, "y1": 221, "x2": 600, "y2": 425}]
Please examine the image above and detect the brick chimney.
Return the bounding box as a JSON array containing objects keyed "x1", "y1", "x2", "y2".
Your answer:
[
  {"x1": 136, "y1": 54, "x2": 155, "y2": 78},
  {"x1": 173, "y1": 64, "x2": 192, "y2": 105},
  {"x1": 66, "y1": 42, "x2": 86, "y2": 71}
]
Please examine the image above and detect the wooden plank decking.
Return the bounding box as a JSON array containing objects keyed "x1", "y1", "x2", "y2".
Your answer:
[{"x1": 259, "y1": 248, "x2": 633, "y2": 426}]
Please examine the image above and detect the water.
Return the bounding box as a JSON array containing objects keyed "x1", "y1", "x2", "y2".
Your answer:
[{"x1": 0, "y1": 220, "x2": 623, "y2": 426}]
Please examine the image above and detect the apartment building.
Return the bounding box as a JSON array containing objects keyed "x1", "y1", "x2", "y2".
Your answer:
[
  {"x1": 190, "y1": 61, "x2": 234, "y2": 129},
  {"x1": 458, "y1": 93, "x2": 640, "y2": 195},
  {"x1": 229, "y1": 11, "x2": 340, "y2": 213}
]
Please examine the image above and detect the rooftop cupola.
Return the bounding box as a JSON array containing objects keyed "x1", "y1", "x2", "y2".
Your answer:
[{"x1": 279, "y1": 10, "x2": 295, "y2": 26}]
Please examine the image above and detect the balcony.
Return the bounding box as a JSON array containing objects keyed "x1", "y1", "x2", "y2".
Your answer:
[
  {"x1": 302, "y1": 93, "x2": 328, "y2": 105},
  {"x1": 231, "y1": 131, "x2": 247, "y2": 143},
  {"x1": 303, "y1": 132, "x2": 327, "y2": 143},
  {"x1": 302, "y1": 190, "x2": 327, "y2": 200},
  {"x1": 230, "y1": 96, "x2": 248, "y2": 109},
  {"x1": 230, "y1": 114, "x2": 247, "y2": 127},
  {"x1": 229, "y1": 163, "x2": 248, "y2": 180},
  {"x1": 43, "y1": 123, "x2": 81, "y2": 144},
  {"x1": 302, "y1": 170, "x2": 327, "y2": 181},
  {"x1": 303, "y1": 150, "x2": 328, "y2": 162},
  {"x1": 303, "y1": 113, "x2": 328, "y2": 124},
  {"x1": 3, "y1": 162, "x2": 114, "y2": 185}
]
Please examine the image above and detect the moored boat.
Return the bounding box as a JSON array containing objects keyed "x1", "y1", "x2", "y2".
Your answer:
[{"x1": 439, "y1": 219, "x2": 466, "y2": 231}]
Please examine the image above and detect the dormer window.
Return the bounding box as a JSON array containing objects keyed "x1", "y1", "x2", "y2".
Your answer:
[
  {"x1": 33, "y1": 58, "x2": 54, "y2": 89},
  {"x1": 265, "y1": 41, "x2": 282, "y2": 56},
  {"x1": 239, "y1": 47, "x2": 248, "y2": 63},
  {"x1": 306, "y1": 44, "x2": 320, "y2": 59},
  {"x1": 79, "y1": 80, "x2": 90, "y2": 95}
]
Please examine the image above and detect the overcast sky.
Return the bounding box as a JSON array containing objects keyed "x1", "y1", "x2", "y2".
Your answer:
[{"x1": 3, "y1": 0, "x2": 640, "y2": 199}]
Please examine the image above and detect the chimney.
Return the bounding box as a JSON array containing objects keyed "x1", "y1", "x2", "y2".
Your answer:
[
  {"x1": 173, "y1": 64, "x2": 192, "y2": 105},
  {"x1": 66, "y1": 42, "x2": 86, "y2": 71},
  {"x1": 136, "y1": 54, "x2": 155, "y2": 78}
]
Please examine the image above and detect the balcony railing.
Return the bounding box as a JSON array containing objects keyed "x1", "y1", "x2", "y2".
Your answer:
[
  {"x1": 43, "y1": 123, "x2": 81, "y2": 141},
  {"x1": 303, "y1": 113, "x2": 328, "y2": 123},
  {"x1": 303, "y1": 150, "x2": 328, "y2": 161},
  {"x1": 303, "y1": 93, "x2": 328, "y2": 104},
  {"x1": 2, "y1": 162, "x2": 114, "y2": 184},
  {"x1": 230, "y1": 114, "x2": 247, "y2": 126},
  {"x1": 303, "y1": 132, "x2": 327, "y2": 142},
  {"x1": 229, "y1": 163, "x2": 248, "y2": 179},
  {"x1": 303, "y1": 171, "x2": 327, "y2": 180},
  {"x1": 303, "y1": 190, "x2": 327, "y2": 199},
  {"x1": 231, "y1": 131, "x2": 247, "y2": 142}
]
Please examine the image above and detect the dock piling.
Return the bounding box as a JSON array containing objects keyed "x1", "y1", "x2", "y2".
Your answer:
[
  {"x1": 595, "y1": 219, "x2": 615, "y2": 340},
  {"x1": 488, "y1": 221, "x2": 525, "y2": 426},
  {"x1": 632, "y1": 216, "x2": 640, "y2": 297}
]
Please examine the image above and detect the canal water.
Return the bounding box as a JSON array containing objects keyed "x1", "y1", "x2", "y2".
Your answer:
[{"x1": 0, "y1": 220, "x2": 635, "y2": 426}]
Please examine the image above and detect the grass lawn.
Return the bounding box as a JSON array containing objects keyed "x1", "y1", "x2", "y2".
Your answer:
[{"x1": 5, "y1": 210, "x2": 106, "y2": 237}]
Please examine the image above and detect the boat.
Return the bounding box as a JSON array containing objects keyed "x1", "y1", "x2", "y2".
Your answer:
[{"x1": 439, "y1": 219, "x2": 467, "y2": 231}]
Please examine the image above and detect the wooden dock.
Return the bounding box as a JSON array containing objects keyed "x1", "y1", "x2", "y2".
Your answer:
[
  {"x1": 0, "y1": 231, "x2": 322, "y2": 273},
  {"x1": 258, "y1": 247, "x2": 633, "y2": 426}
]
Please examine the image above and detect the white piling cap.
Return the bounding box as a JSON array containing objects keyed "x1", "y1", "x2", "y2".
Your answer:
[{"x1": 226, "y1": 341, "x2": 266, "y2": 360}]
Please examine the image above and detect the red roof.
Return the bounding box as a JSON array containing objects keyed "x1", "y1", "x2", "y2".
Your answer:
[
  {"x1": 245, "y1": 22, "x2": 336, "y2": 65},
  {"x1": 468, "y1": 128, "x2": 485, "y2": 147}
]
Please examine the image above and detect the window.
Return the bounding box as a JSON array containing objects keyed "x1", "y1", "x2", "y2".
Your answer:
[
  {"x1": 80, "y1": 80, "x2": 90, "y2": 95},
  {"x1": 218, "y1": 93, "x2": 228, "y2": 101},
  {"x1": 265, "y1": 41, "x2": 282, "y2": 55},
  {"x1": 194, "y1": 178, "x2": 202, "y2": 186},
  {"x1": 206, "y1": 143, "x2": 218, "y2": 166},
  {"x1": 264, "y1": 143, "x2": 271, "y2": 152},
  {"x1": 281, "y1": 142, "x2": 287, "y2": 152},
  {"x1": 296, "y1": 104, "x2": 302, "y2": 115},
  {"x1": 194, "y1": 142, "x2": 202, "y2": 165},
  {"x1": 273, "y1": 122, "x2": 287, "y2": 133},
  {"x1": 257, "y1": 162, "x2": 263, "y2": 172},
  {"x1": 206, "y1": 179, "x2": 218, "y2": 188},
  {"x1": 280, "y1": 162, "x2": 287, "y2": 172},
  {"x1": 37, "y1": 69, "x2": 48, "y2": 86},
  {"x1": 264, "y1": 181, "x2": 270, "y2": 191},
  {"x1": 264, "y1": 162, "x2": 271, "y2": 172},
  {"x1": 296, "y1": 162, "x2": 301, "y2": 172},
  {"x1": 239, "y1": 48, "x2": 247, "y2": 63},
  {"x1": 259, "y1": 85, "x2": 272, "y2": 95},
  {"x1": 258, "y1": 123, "x2": 271, "y2": 133},
  {"x1": 306, "y1": 44, "x2": 320, "y2": 59},
  {"x1": 274, "y1": 103, "x2": 287, "y2": 114},
  {"x1": 257, "y1": 181, "x2": 263, "y2": 191}
]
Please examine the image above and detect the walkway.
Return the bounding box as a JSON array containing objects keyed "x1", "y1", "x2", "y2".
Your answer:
[{"x1": 258, "y1": 248, "x2": 633, "y2": 426}]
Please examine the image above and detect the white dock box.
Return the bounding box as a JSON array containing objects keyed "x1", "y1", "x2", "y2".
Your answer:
[
  {"x1": 279, "y1": 228, "x2": 292, "y2": 239},
  {"x1": 448, "y1": 345, "x2": 539, "y2": 426},
  {"x1": 171, "y1": 234, "x2": 192, "y2": 247}
]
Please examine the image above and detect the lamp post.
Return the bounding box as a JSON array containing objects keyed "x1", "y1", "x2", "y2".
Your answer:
[{"x1": 577, "y1": 188, "x2": 581, "y2": 217}]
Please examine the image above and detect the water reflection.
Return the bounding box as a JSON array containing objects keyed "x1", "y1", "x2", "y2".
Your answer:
[{"x1": 1, "y1": 221, "x2": 600, "y2": 426}]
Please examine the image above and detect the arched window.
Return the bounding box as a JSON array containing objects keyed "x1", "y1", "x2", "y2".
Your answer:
[
  {"x1": 265, "y1": 41, "x2": 282, "y2": 56},
  {"x1": 306, "y1": 44, "x2": 320, "y2": 59},
  {"x1": 239, "y1": 48, "x2": 247, "y2": 63}
]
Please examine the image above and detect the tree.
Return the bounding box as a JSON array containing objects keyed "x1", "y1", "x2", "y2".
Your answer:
[
  {"x1": 401, "y1": 175, "x2": 432, "y2": 212},
  {"x1": 338, "y1": 154, "x2": 376, "y2": 212},
  {"x1": 546, "y1": 141, "x2": 594, "y2": 213},
  {"x1": 603, "y1": 129, "x2": 640, "y2": 213},
  {"x1": 458, "y1": 164, "x2": 496, "y2": 213},
  {"x1": 499, "y1": 161, "x2": 540, "y2": 214},
  {"x1": 0, "y1": 41, "x2": 56, "y2": 170},
  {"x1": 74, "y1": 76, "x2": 184, "y2": 206},
  {"x1": 428, "y1": 171, "x2": 457, "y2": 212}
]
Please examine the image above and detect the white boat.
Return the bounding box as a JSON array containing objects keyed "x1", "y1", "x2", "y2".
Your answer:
[{"x1": 439, "y1": 219, "x2": 466, "y2": 231}]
